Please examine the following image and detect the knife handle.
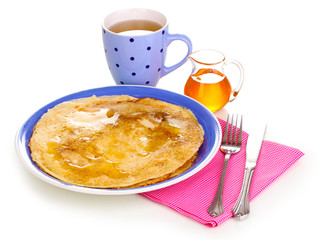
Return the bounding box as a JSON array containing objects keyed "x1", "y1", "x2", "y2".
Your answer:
[{"x1": 232, "y1": 167, "x2": 254, "y2": 220}]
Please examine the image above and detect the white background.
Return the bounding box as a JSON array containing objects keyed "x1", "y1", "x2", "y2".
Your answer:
[{"x1": 1, "y1": 0, "x2": 318, "y2": 239}]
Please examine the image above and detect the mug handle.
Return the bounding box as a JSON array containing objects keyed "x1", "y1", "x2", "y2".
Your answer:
[
  {"x1": 161, "y1": 34, "x2": 192, "y2": 77},
  {"x1": 222, "y1": 60, "x2": 244, "y2": 102}
]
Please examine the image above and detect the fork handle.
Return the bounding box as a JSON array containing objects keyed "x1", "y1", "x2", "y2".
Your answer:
[
  {"x1": 207, "y1": 152, "x2": 231, "y2": 217},
  {"x1": 232, "y1": 167, "x2": 255, "y2": 220}
]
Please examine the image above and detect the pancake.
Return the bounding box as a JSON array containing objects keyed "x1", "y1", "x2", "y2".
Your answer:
[{"x1": 29, "y1": 95, "x2": 204, "y2": 188}]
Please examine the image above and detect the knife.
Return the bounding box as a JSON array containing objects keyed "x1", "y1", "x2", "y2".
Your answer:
[{"x1": 232, "y1": 122, "x2": 267, "y2": 220}]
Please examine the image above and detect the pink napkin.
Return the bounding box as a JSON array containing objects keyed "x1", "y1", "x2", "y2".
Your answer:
[{"x1": 142, "y1": 119, "x2": 304, "y2": 227}]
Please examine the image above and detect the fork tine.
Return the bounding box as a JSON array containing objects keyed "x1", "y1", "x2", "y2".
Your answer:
[
  {"x1": 234, "y1": 114, "x2": 238, "y2": 145},
  {"x1": 229, "y1": 114, "x2": 234, "y2": 144},
  {"x1": 237, "y1": 115, "x2": 243, "y2": 146},
  {"x1": 222, "y1": 115, "x2": 230, "y2": 144}
]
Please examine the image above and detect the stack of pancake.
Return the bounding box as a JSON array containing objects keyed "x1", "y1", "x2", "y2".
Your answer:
[{"x1": 29, "y1": 95, "x2": 204, "y2": 188}]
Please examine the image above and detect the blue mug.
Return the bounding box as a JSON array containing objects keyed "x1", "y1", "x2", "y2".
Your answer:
[{"x1": 102, "y1": 8, "x2": 192, "y2": 86}]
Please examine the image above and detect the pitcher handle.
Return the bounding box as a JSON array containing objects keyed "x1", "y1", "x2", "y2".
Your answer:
[
  {"x1": 222, "y1": 59, "x2": 244, "y2": 102},
  {"x1": 161, "y1": 34, "x2": 192, "y2": 77}
]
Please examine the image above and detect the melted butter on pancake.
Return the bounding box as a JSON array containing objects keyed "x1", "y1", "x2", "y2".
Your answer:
[
  {"x1": 29, "y1": 95, "x2": 204, "y2": 188},
  {"x1": 65, "y1": 108, "x2": 120, "y2": 130}
]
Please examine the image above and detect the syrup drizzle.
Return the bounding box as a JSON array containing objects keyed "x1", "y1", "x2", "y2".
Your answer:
[{"x1": 46, "y1": 104, "x2": 184, "y2": 182}]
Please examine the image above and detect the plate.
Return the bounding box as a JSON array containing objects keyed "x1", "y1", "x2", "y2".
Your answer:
[{"x1": 16, "y1": 86, "x2": 221, "y2": 195}]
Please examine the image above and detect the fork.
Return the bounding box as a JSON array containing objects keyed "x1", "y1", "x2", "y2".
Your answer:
[{"x1": 207, "y1": 114, "x2": 243, "y2": 217}]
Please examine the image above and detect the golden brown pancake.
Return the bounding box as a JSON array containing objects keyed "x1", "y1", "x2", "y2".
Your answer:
[{"x1": 29, "y1": 95, "x2": 204, "y2": 188}]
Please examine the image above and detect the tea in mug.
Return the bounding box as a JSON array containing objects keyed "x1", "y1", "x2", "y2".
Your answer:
[
  {"x1": 184, "y1": 68, "x2": 232, "y2": 112},
  {"x1": 108, "y1": 19, "x2": 163, "y2": 35}
]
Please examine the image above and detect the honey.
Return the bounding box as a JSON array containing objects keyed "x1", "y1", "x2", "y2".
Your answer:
[
  {"x1": 46, "y1": 105, "x2": 182, "y2": 182},
  {"x1": 184, "y1": 49, "x2": 244, "y2": 112},
  {"x1": 184, "y1": 68, "x2": 232, "y2": 112}
]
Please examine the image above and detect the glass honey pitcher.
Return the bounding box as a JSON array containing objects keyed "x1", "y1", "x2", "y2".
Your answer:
[{"x1": 184, "y1": 49, "x2": 244, "y2": 112}]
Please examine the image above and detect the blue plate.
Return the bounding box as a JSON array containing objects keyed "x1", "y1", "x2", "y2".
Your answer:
[{"x1": 16, "y1": 86, "x2": 221, "y2": 195}]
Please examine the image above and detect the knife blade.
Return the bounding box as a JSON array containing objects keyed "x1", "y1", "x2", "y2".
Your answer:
[
  {"x1": 246, "y1": 122, "x2": 267, "y2": 168},
  {"x1": 232, "y1": 122, "x2": 267, "y2": 220}
]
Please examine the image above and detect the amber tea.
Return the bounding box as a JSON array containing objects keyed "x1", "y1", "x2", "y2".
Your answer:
[{"x1": 108, "y1": 19, "x2": 163, "y2": 34}]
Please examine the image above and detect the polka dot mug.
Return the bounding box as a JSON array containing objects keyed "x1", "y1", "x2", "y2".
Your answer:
[{"x1": 102, "y1": 8, "x2": 192, "y2": 86}]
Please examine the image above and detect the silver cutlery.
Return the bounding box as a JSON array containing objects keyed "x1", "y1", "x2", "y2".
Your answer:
[
  {"x1": 232, "y1": 122, "x2": 267, "y2": 219},
  {"x1": 208, "y1": 114, "x2": 243, "y2": 217}
]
